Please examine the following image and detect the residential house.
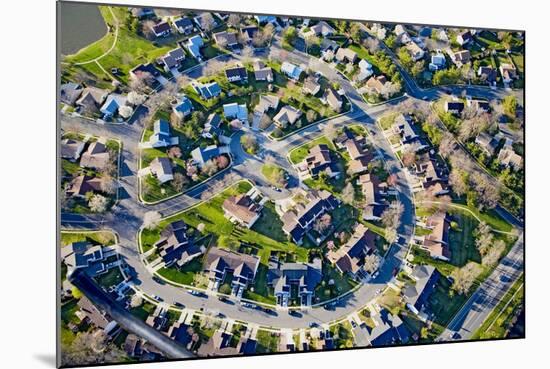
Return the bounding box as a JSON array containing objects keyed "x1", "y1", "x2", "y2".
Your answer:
[
  {"x1": 166, "y1": 322, "x2": 192, "y2": 347},
  {"x1": 326, "y1": 224, "x2": 376, "y2": 280},
  {"x1": 240, "y1": 25, "x2": 259, "y2": 43},
  {"x1": 413, "y1": 153, "x2": 449, "y2": 194},
  {"x1": 366, "y1": 309, "x2": 411, "y2": 346},
  {"x1": 197, "y1": 330, "x2": 237, "y2": 357},
  {"x1": 477, "y1": 66, "x2": 498, "y2": 85},
  {"x1": 308, "y1": 20, "x2": 335, "y2": 37},
  {"x1": 296, "y1": 144, "x2": 340, "y2": 179},
  {"x1": 392, "y1": 113, "x2": 420, "y2": 147},
  {"x1": 202, "y1": 113, "x2": 222, "y2": 138},
  {"x1": 273, "y1": 105, "x2": 302, "y2": 128},
  {"x1": 466, "y1": 98, "x2": 490, "y2": 113},
  {"x1": 151, "y1": 21, "x2": 171, "y2": 38},
  {"x1": 75, "y1": 87, "x2": 109, "y2": 114},
  {"x1": 100, "y1": 93, "x2": 128, "y2": 120},
  {"x1": 80, "y1": 141, "x2": 111, "y2": 171},
  {"x1": 356, "y1": 59, "x2": 374, "y2": 82},
  {"x1": 193, "y1": 13, "x2": 218, "y2": 31},
  {"x1": 267, "y1": 258, "x2": 323, "y2": 307},
  {"x1": 61, "y1": 241, "x2": 115, "y2": 277},
  {"x1": 149, "y1": 157, "x2": 174, "y2": 184},
  {"x1": 254, "y1": 15, "x2": 278, "y2": 25},
  {"x1": 203, "y1": 247, "x2": 260, "y2": 296},
  {"x1": 402, "y1": 264, "x2": 440, "y2": 320},
  {"x1": 185, "y1": 35, "x2": 204, "y2": 60},
  {"x1": 359, "y1": 174, "x2": 387, "y2": 221},
  {"x1": 148, "y1": 119, "x2": 179, "y2": 148},
  {"x1": 498, "y1": 147, "x2": 523, "y2": 170},
  {"x1": 255, "y1": 94, "x2": 280, "y2": 114},
  {"x1": 405, "y1": 41, "x2": 425, "y2": 61},
  {"x1": 475, "y1": 132, "x2": 499, "y2": 156},
  {"x1": 499, "y1": 63, "x2": 518, "y2": 84},
  {"x1": 450, "y1": 50, "x2": 471, "y2": 67},
  {"x1": 302, "y1": 77, "x2": 321, "y2": 96},
  {"x1": 445, "y1": 100, "x2": 465, "y2": 115},
  {"x1": 172, "y1": 17, "x2": 194, "y2": 34},
  {"x1": 153, "y1": 220, "x2": 204, "y2": 267},
  {"x1": 77, "y1": 296, "x2": 119, "y2": 336},
  {"x1": 223, "y1": 102, "x2": 248, "y2": 122},
  {"x1": 191, "y1": 145, "x2": 227, "y2": 167},
  {"x1": 322, "y1": 88, "x2": 343, "y2": 112},
  {"x1": 192, "y1": 81, "x2": 221, "y2": 99},
  {"x1": 335, "y1": 48, "x2": 358, "y2": 63},
  {"x1": 252, "y1": 60, "x2": 273, "y2": 82},
  {"x1": 420, "y1": 212, "x2": 451, "y2": 261},
  {"x1": 366, "y1": 75, "x2": 388, "y2": 94},
  {"x1": 172, "y1": 95, "x2": 193, "y2": 118},
  {"x1": 65, "y1": 175, "x2": 104, "y2": 198},
  {"x1": 213, "y1": 30, "x2": 238, "y2": 48},
  {"x1": 225, "y1": 66, "x2": 248, "y2": 83},
  {"x1": 456, "y1": 30, "x2": 472, "y2": 46},
  {"x1": 145, "y1": 305, "x2": 168, "y2": 330},
  {"x1": 162, "y1": 48, "x2": 186, "y2": 73},
  {"x1": 280, "y1": 189, "x2": 339, "y2": 244},
  {"x1": 345, "y1": 138, "x2": 373, "y2": 175},
  {"x1": 61, "y1": 138, "x2": 85, "y2": 161},
  {"x1": 429, "y1": 53, "x2": 446, "y2": 71},
  {"x1": 131, "y1": 7, "x2": 155, "y2": 19},
  {"x1": 222, "y1": 194, "x2": 262, "y2": 228},
  {"x1": 60, "y1": 82, "x2": 82, "y2": 106},
  {"x1": 281, "y1": 62, "x2": 303, "y2": 80},
  {"x1": 130, "y1": 63, "x2": 161, "y2": 86}
]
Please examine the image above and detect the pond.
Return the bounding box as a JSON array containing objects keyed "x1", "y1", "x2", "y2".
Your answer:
[{"x1": 59, "y1": 2, "x2": 107, "y2": 55}]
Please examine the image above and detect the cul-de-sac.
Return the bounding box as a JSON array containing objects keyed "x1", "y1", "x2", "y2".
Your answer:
[{"x1": 59, "y1": 3, "x2": 525, "y2": 366}]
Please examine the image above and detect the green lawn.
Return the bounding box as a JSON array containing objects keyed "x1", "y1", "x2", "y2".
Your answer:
[
  {"x1": 261, "y1": 164, "x2": 288, "y2": 188},
  {"x1": 95, "y1": 267, "x2": 124, "y2": 288},
  {"x1": 289, "y1": 136, "x2": 335, "y2": 164},
  {"x1": 251, "y1": 202, "x2": 288, "y2": 243},
  {"x1": 60, "y1": 231, "x2": 117, "y2": 246},
  {"x1": 243, "y1": 264, "x2": 277, "y2": 304},
  {"x1": 255, "y1": 329, "x2": 280, "y2": 353},
  {"x1": 448, "y1": 211, "x2": 481, "y2": 267},
  {"x1": 156, "y1": 258, "x2": 204, "y2": 286},
  {"x1": 429, "y1": 277, "x2": 467, "y2": 326}
]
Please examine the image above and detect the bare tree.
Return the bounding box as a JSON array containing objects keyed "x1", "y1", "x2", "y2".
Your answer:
[
  {"x1": 341, "y1": 182, "x2": 355, "y2": 205},
  {"x1": 313, "y1": 213, "x2": 332, "y2": 234},
  {"x1": 363, "y1": 37, "x2": 380, "y2": 54},
  {"x1": 172, "y1": 172, "x2": 188, "y2": 192},
  {"x1": 482, "y1": 239, "x2": 506, "y2": 267},
  {"x1": 129, "y1": 72, "x2": 153, "y2": 94},
  {"x1": 88, "y1": 194, "x2": 108, "y2": 212},
  {"x1": 323, "y1": 122, "x2": 338, "y2": 141},
  {"x1": 202, "y1": 159, "x2": 219, "y2": 176},
  {"x1": 438, "y1": 132, "x2": 455, "y2": 159},
  {"x1": 475, "y1": 221, "x2": 494, "y2": 256},
  {"x1": 227, "y1": 14, "x2": 242, "y2": 28},
  {"x1": 451, "y1": 262, "x2": 481, "y2": 295},
  {"x1": 381, "y1": 200, "x2": 404, "y2": 230},
  {"x1": 130, "y1": 294, "x2": 143, "y2": 308},
  {"x1": 101, "y1": 175, "x2": 118, "y2": 195},
  {"x1": 363, "y1": 254, "x2": 381, "y2": 274},
  {"x1": 143, "y1": 211, "x2": 162, "y2": 230},
  {"x1": 200, "y1": 13, "x2": 216, "y2": 32},
  {"x1": 127, "y1": 91, "x2": 147, "y2": 106}
]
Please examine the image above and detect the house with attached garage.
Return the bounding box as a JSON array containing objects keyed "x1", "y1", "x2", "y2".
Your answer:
[
  {"x1": 172, "y1": 17, "x2": 194, "y2": 34},
  {"x1": 366, "y1": 308, "x2": 411, "y2": 346},
  {"x1": 203, "y1": 247, "x2": 260, "y2": 297},
  {"x1": 149, "y1": 157, "x2": 174, "y2": 184},
  {"x1": 192, "y1": 81, "x2": 221, "y2": 99},
  {"x1": 60, "y1": 82, "x2": 83, "y2": 106},
  {"x1": 193, "y1": 13, "x2": 218, "y2": 31},
  {"x1": 475, "y1": 132, "x2": 499, "y2": 156},
  {"x1": 223, "y1": 102, "x2": 248, "y2": 122},
  {"x1": 143, "y1": 119, "x2": 179, "y2": 148},
  {"x1": 267, "y1": 258, "x2": 323, "y2": 307},
  {"x1": 321, "y1": 87, "x2": 343, "y2": 112},
  {"x1": 190, "y1": 144, "x2": 229, "y2": 167},
  {"x1": 202, "y1": 113, "x2": 222, "y2": 138},
  {"x1": 498, "y1": 146, "x2": 523, "y2": 170},
  {"x1": 444, "y1": 100, "x2": 465, "y2": 115},
  {"x1": 419, "y1": 212, "x2": 451, "y2": 261},
  {"x1": 65, "y1": 175, "x2": 105, "y2": 198},
  {"x1": 359, "y1": 173, "x2": 387, "y2": 221},
  {"x1": 225, "y1": 65, "x2": 248, "y2": 83},
  {"x1": 307, "y1": 20, "x2": 336, "y2": 37},
  {"x1": 449, "y1": 49, "x2": 471, "y2": 67},
  {"x1": 252, "y1": 60, "x2": 273, "y2": 82},
  {"x1": 273, "y1": 105, "x2": 302, "y2": 128},
  {"x1": 429, "y1": 53, "x2": 446, "y2": 71},
  {"x1": 366, "y1": 75, "x2": 388, "y2": 94},
  {"x1": 130, "y1": 63, "x2": 162, "y2": 87},
  {"x1": 356, "y1": 59, "x2": 374, "y2": 82},
  {"x1": 456, "y1": 30, "x2": 472, "y2": 46},
  {"x1": 222, "y1": 193, "x2": 263, "y2": 228},
  {"x1": 296, "y1": 144, "x2": 340, "y2": 180},
  {"x1": 302, "y1": 77, "x2": 321, "y2": 96},
  {"x1": 153, "y1": 220, "x2": 204, "y2": 267},
  {"x1": 477, "y1": 66, "x2": 498, "y2": 85},
  {"x1": 80, "y1": 141, "x2": 111, "y2": 171},
  {"x1": 75, "y1": 87, "x2": 109, "y2": 115},
  {"x1": 240, "y1": 25, "x2": 259, "y2": 44},
  {"x1": 326, "y1": 223, "x2": 376, "y2": 280},
  {"x1": 61, "y1": 241, "x2": 118, "y2": 277},
  {"x1": 335, "y1": 47, "x2": 358, "y2": 64},
  {"x1": 402, "y1": 264, "x2": 440, "y2": 321},
  {"x1": 405, "y1": 41, "x2": 425, "y2": 61},
  {"x1": 213, "y1": 30, "x2": 238, "y2": 48},
  {"x1": 280, "y1": 189, "x2": 339, "y2": 244},
  {"x1": 499, "y1": 63, "x2": 518, "y2": 84},
  {"x1": 61, "y1": 138, "x2": 85, "y2": 161},
  {"x1": 185, "y1": 35, "x2": 204, "y2": 60},
  {"x1": 281, "y1": 61, "x2": 303, "y2": 81},
  {"x1": 161, "y1": 48, "x2": 186, "y2": 73},
  {"x1": 100, "y1": 93, "x2": 128, "y2": 120},
  {"x1": 150, "y1": 21, "x2": 171, "y2": 38},
  {"x1": 172, "y1": 95, "x2": 193, "y2": 119}
]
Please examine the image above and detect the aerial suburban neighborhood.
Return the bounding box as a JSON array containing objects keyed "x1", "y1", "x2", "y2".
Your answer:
[{"x1": 59, "y1": 3, "x2": 524, "y2": 366}]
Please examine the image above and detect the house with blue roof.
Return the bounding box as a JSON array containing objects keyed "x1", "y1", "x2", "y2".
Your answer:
[
  {"x1": 191, "y1": 145, "x2": 221, "y2": 167},
  {"x1": 368, "y1": 309, "x2": 411, "y2": 346},
  {"x1": 186, "y1": 35, "x2": 204, "y2": 60},
  {"x1": 172, "y1": 95, "x2": 193, "y2": 119},
  {"x1": 223, "y1": 102, "x2": 248, "y2": 122},
  {"x1": 255, "y1": 15, "x2": 277, "y2": 25},
  {"x1": 281, "y1": 61, "x2": 303, "y2": 80},
  {"x1": 429, "y1": 53, "x2": 446, "y2": 71},
  {"x1": 192, "y1": 81, "x2": 222, "y2": 99},
  {"x1": 146, "y1": 119, "x2": 179, "y2": 148},
  {"x1": 100, "y1": 94, "x2": 128, "y2": 120}
]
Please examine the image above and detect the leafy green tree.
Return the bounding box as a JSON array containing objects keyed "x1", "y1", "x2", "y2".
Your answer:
[{"x1": 502, "y1": 95, "x2": 517, "y2": 119}]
